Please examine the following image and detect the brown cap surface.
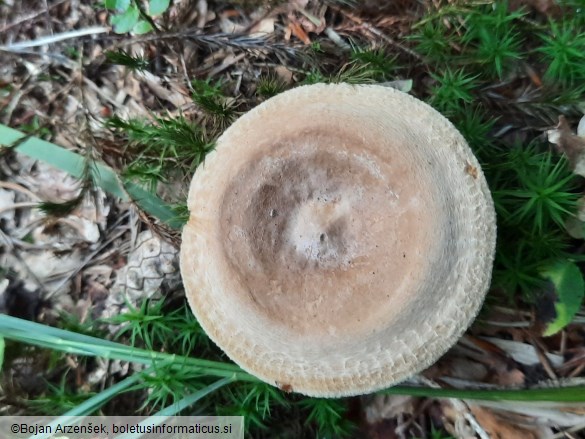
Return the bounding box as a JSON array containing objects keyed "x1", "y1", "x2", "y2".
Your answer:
[{"x1": 180, "y1": 83, "x2": 496, "y2": 397}]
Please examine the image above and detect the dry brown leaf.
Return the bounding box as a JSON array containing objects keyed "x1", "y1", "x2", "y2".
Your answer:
[
  {"x1": 219, "y1": 14, "x2": 247, "y2": 34},
  {"x1": 296, "y1": 6, "x2": 327, "y2": 35},
  {"x1": 136, "y1": 71, "x2": 190, "y2": 108},
  {"x1": 365, "y1": 395, "x2": 417, "y2": 423},
  {"x1": 448, "y1": 358, "x2": 490, "y2": 382},
  {"x1": 440, "y1": 402, "x2": 484, "y2": 439},
  {"x1": 449, "y1": 339, "x2": 527, "y2": 387},
  {"x1": 469, "y1": 406, "x2": 541, "y2": 439},
  {"x1": 480, "y1": 336, "x2": 564, "y2": 367},
  {"x1": 250, "y1": 17, "x2": 275, "y2": 35},
  {"x1": 288, "y1": 19, "x2": 311, "y2": 44},
  {"x1": 475, "y1": 399, "x2": 585, "y2": 429},
  {"x1": 291, "y1": 0, "x2": 309, "y2": 8},
  {"x1": 524, "y1": 64, "x2": 543, "y2": 87},
  {"x1": 547, "y1": 115, "x2": 585, "y2": 177},
  {"x1": 0, "y1": 188, "x2": 17, "y2": 230},
  {"x1": 21, "y1": 249, "x2": 82, "y2": 294},
  {"x1": 18, "y1": 160, "x2": 80, "y2": 202},
  {"x1": 275, "y1": 66, "x2": 294, "y2": 85},
  {"x1": 494, "y1": 366, "x2": 526, "y2": 387}
]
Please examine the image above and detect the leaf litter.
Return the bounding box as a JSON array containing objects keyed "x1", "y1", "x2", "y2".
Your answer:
[{"x1": 0, "y1": 0, "x2": 584, "y2": 437}]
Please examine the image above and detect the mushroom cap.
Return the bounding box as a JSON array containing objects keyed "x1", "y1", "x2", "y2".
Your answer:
[{"x1": 180, "y1": 83, "x2": 496, "y2": 397}]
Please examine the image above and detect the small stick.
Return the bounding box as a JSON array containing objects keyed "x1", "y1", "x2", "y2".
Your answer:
[
  {"x1": 530, "y1": 335, "x2": 558, "y2": 379},
  {"x1": 0, "y1": 26, "x2": 109, "y2": 51},
  {"x1": 331, "y1": 6, "x2": 425, "y2": 62}
]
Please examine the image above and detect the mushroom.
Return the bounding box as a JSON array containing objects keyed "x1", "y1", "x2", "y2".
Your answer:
[{"x1": 180, "y1": 83, "x2": 496, "y2": 397}]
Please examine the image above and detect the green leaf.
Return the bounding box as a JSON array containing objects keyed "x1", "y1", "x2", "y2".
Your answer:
[
  {"x1": 149, "y1": 0, "x2": 170, "y2": 16},
  {"x1": 132, "y1": 20, "x2": 153, "y2": 34},
  {"x1": 105, "y1": 0, "x2": 131, "y2": 11},
  {"x1": 110, "y1": 6, "x2": 139, "y2": 34},
  {"x1": 540, "y1": 261, "x2": 585, "y2": 336}
]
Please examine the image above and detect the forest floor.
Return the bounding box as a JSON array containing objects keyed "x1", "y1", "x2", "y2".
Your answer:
[{"x1": 1, "y1": 1, "x2": 585, "y2": 438}]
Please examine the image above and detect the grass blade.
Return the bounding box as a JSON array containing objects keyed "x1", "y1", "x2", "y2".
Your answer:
[
  {"x1": 383, "y1": 384, "x2": 585, "y2": 402},
  {"x1": 4, "y1": 314, "x2": 585, "y2": 401},
  {"x1": 0, "y1": 124, "x2": 184, "y2": 229},
  {"x1": 115, "y1": 377, "x2": 236, "y2": 439},
  {"x1": 4, "y1": 315, "x2": 585, "y2": 401},
  {"x1": 153, "y1": 376, "x2": 235, "y2": 416},
  {"x1": 0, "y1": 315, "x2": 256, "y2": 381},
  {"x1": 61, "y1": 369, "x2": 150, "y2": 416},
  {"x1": 27, "y1": 370, "x2": 155, "y2": 439}
]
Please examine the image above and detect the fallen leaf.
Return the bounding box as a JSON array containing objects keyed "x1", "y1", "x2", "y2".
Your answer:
[
  {"x1": 250, "y1": 17, "x2": 275, "y2": 36},
  {"x1": 136, "y1": 71, "x2": 190, "y2": 108},
  {"x1": 275, "y1": 65, "x2": 294, "y2": 85},
  {"x1": 479, "y1": 337, "x2": 564, "y2": 367},
  {"x1": 469, "y1": 406, "x2": 541, "y2": 439},
  {"x1": 365, "y1": 395, "x2": 416, "y2": 423},
  {"x1": 475, "y1": 399, "x2": 585, "y2": 429},
  {"x1": 0, "y1": 188, "x2": 16, "y2": 230},
  {"x1": 547, "y1": 115, "x2": 585, "y2": 177},
  {"x1": 219, "y1": 14, "x2": 246, "y2": 34}
]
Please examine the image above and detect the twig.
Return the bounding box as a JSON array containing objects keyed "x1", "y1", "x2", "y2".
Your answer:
[
  {"x1": 552, "y1": 422, "x2": 585, "y2": 439},
  {"x1": 108, "y1": 31, "x2": 302, "y2": 59},
  {"x1": 569, "y1": 362, "x2": 585, "y2": 378},
  {"x1": 560, "y1": 330, "x2": 567, "y2": 357},
  {"x1": 0, "y1": 26, "x2": 109, "y2": 51},
  {"x1": 332, "y1": 6, "x2": 425, "y2": 62},
  {"x1": 208, "y1": 53, "x2": 246, "y2": 77},
  {"x1": 324, "y1": 27, "x2": 351, "y2": 50},
  {"x1": 42, "y1": 0, "x2": 53, "y2": 36},
  {"x1": 0, "y1": 181, "x2": 41, "y2": 201},
  {"x1": 528, "y1": 332, "x2": 559, "y2": 379},
  {"x1": 479, "y1": 319, "x2": 531, "y2": 328},
  {"x1": 0, "y1": 48, "x2": 77, "y2": 68},
  {"x1": 4, "y1": 235, "x2": 79, "y2": 251},
  {"x1": 0, "y1": 201, "x2": 38, "y2": 216}
]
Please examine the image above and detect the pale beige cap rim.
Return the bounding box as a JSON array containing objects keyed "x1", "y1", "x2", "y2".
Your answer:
[{"x1": 180, "y1": 83, "x2": 497, "y2": 397}]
